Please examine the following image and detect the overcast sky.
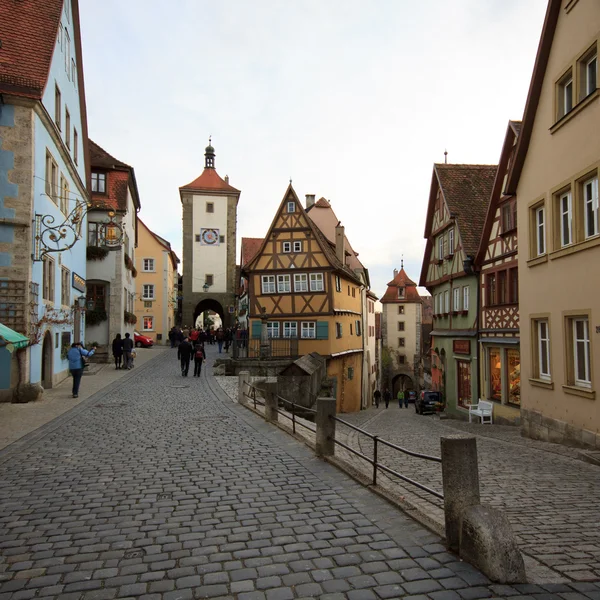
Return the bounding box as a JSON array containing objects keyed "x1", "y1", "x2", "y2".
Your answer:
[{"x1": 79, "y1": 0, "x2": 547, "y2": 298}]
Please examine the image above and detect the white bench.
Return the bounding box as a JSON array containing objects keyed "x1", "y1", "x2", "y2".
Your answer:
[{"x1": 468, "y1": 399, "x2": 493, "y2": 424}]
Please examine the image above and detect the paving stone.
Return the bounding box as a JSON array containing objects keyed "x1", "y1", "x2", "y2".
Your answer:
[{"x1": 374, "y1": 584, "x2": 407, "y2": 599}]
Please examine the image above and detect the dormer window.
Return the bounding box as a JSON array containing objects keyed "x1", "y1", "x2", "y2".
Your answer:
[
  {"x1": 91, "y1": 172, "x2": 106, "y2": 194},
  {"x1": 397, "y1": 287, "x2": 405, "y2": 299},
  {"x1": 287, "y1": 201, "x2": 295, "y2": 213}
]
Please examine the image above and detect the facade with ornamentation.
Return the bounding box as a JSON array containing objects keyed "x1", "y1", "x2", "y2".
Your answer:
[{"x1": 0, "y1": 0, "x2": 90, "y2": 397}]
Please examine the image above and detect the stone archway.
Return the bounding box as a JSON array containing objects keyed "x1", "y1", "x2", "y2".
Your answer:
[
  {"x1": 41, "y1": 331, "x2": 53, "y2": 389},
  {"x1": 193, "y1": 298, "x2": 225, "y2": 330},
  {"x1": 392, "y1": 373, "x2": 413, "y2": 398}
]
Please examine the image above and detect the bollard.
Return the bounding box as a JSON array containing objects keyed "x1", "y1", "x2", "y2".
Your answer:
[
  {"x1": 264, "y1": 382, "x2": 279, "y2": 423},
  {"x1": 238, "y1": 371, "x2": 250, "y2": 405},
  {"x1": 316, "y1": 397, "x2": 337, "y2": 457},
  {"x1": 441, "y1": 434, "x2": 480, "y2": 552}
]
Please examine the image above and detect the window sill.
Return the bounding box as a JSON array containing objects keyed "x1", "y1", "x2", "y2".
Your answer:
[
  {"x1": 562, "y1": 385, "x2": 595, "y2": 400},
  {"x1": 499, "y1": 228, "x2": 517, "y2": 238},
  {"x1": 550, "y1": 88, "x2": 599, "y2": 134},
  {"x1": 527, "y1": 255, "x2": 548, "y2": 267},
  {"x1": 549, "y1": 235, "x2": 600, "y2": 260},
  {"x1": 529, "y1": 378, "x2": 554, "y2": 390}
]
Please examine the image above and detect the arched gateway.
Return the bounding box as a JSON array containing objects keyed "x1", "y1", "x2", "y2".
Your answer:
[{"x1": 179, "y1": 141, "x2": 241, "y2": 329}]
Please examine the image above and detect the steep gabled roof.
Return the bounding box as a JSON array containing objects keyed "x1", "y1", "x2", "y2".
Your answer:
[
  {"x1": 89, "y1": 140, "x2": 130, "y2": 170},
  {"x1": 506, "y1": 0, "x2": 562, "y2": 194},
  {"x1": 180, "y1": 167, "x2": 240, "y2": 194},
  {"x1": 434, "y1": 164, "x2": 497, "y2": 257},
  {"x1": 138, "y1": 219, "x2": 179, "y2": 270},
  {"x1": 380, "y1": 268, "x2": 422, "y2": 304},
  {"x1": 241, "y1": 237, "x2": 263, "y2": 268},
  {"x1": 475, "y1": 121, "x2": 521, "y2": 265}
]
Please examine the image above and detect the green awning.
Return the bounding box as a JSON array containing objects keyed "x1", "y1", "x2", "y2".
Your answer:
[{"x1": 0, "y1": 323, "x2": 29, "y2": 350}]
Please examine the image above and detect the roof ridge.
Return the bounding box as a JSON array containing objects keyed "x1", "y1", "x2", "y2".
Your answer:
[{"x1": 89, "y1": 139, "x2": 131, "y2": 169}]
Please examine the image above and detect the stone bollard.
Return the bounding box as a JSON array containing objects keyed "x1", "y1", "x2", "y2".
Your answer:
[
  {"x1": 238, "y1": 371, "x2": 250, "y2": 405},
  {"x1": 316, "y1": 397, "x2": 337, "y2": 457},
  {"x1": 440, "y1": 434, "x2": 480, "y2": 552},
  {"x1": 264, "y1": 382, "x2": 279, "y2": 423}
]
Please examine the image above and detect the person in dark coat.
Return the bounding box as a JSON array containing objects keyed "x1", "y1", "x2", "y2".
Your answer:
[
  {"x1": 373, "y1": 389, "x2": 381, "y2": 408},
  {"x1": 122, "y1": 332, "x2": 134, "y2": 370},
  {"x1": 383, "y1": 389, "x2": 391, "y2": 409},
  {"x1": 193, "y1": 343, "x2": 206, "y2": 377},
  {"x1": 178, "y1": 337, "x2": 193, "y2": 377},
  {"x1": 112, "y1": 334, "x2": 124, "y2": 369}
]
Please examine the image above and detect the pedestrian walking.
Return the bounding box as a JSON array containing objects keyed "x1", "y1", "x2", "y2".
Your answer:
[
  {"x1": 178, "y1": 337, "x2": 193, "y2": 376},
  {"x1": 111, "y1": 333, "x2": 123, "y2": 369},
  {"x1": 189, "y1": 328, "x2": 199, "y2": 345},
  {"x1": 216, "y1": 328, "x2": 224, "y2": 353},
  {"x1": 66, "y1": 342, "x2": 96, "y2": 399},
  {"x1": 398, "y1": 390, "x2": 405, "y2": 408},
  {"x1": 193, "y1": 343, "x2": 206, "y2": 377},
  {"x1": 383, "y1": 389, "x2": 391, "y2": 409},
  {"x1": 373, "y1": 389, "x2": 381, "y2": 408},
  {"x1": 122, "y1": 332, "x2": 134, "y2": 369},
  {"x1": 168, "y1": 326, "x2": 176, "y2": 348}
]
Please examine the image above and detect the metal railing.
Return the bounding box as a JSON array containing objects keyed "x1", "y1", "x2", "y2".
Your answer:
[
  {"x1": 330, "y1": 415, "x2": 444, "y2": 500},
  {"x1": 233, "y1": 337, "x2": 299, "y2": 359}
]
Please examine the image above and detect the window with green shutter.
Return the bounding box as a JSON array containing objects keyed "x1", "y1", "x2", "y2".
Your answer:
[{"x1": 316, "y1": 321, "x2": 329, "y2": 340}]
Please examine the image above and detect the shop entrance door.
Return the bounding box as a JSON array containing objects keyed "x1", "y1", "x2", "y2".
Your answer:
[{"x1": 457, "y1": 360, "x2": 471, "y2": 409}]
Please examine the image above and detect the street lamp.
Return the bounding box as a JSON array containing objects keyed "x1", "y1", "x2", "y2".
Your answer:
[
  {"x1": 77, "y1": 295, "x2": 87, "y2": 309},
  {"x1": 203, "y1": 282, "x2": 210, "y2": 292}
]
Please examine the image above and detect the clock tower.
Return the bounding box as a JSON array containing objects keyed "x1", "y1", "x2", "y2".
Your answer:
[{"x1": 179, "y1": 141, "x2": 240, "y2": 328}]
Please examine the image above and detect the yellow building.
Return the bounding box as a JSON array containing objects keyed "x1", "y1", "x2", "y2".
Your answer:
[
  {"x1": 134, "y1": 220, "x2": 180, "y2": 344},
  {"x1": 507, "y1": 0, "x2": 600, "y2": 446},
  {"x1": 244, "y1": 185, "x2": 365, "y2": 413}
]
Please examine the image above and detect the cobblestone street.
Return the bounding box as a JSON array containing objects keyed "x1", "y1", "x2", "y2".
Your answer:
[
  {"x1": 0, "y1": 347, "x2": 599, "y2": 600},
  {"x1": 340, "y1": 405, "x2": 600, "y2": 585}
]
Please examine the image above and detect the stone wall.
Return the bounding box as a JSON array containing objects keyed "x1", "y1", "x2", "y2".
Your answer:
[{"x1": 522, "y1": 408, "x2": 600, "y2": 449}]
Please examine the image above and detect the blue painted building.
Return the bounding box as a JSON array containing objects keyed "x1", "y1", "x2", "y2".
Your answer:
[{"x1": 0, "y1": 0, "x2": 90, "y2": 398}]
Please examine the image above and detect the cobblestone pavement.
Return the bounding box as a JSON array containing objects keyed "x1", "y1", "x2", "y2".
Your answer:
[
  {"x1": 0, "y1": 349, "x2": 599, "y2": 600},
  {"x1": 339, "y1": 405, "x2": 600, "y2": 585}
]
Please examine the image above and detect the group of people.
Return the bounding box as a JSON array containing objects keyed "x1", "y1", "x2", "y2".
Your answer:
[
  {"x1": 111, "y1": 333, "x2": 136, "y2": 370},
  {"x1": 176, "y1": 336, "x2": 206, "y2": 377},
  {"x1": 169, "y1": 325, "x2": 246, "y2": 354},
  {"x1": 373, "y1": 388, "x2": 410, "y2": 409}
]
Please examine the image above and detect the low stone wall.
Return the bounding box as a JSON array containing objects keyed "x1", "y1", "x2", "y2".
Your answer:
[
  {"x1": 522, "y1": 408, "x2": 600, "y2": 449},
  {"x1": 214, "y1": 357, "x2": 294, "y2": 376}
]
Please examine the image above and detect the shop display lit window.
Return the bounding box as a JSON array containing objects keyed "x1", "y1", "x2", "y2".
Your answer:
[
  {"x1": 489, "y1": 349, "x2": 502, "y2": 402},
  {"x1": 506, "y1": 349, "x2": 521, "y2": 406}
]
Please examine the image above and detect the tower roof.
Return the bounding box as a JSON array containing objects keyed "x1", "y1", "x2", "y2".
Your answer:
[
  {"x1": 179, "y1": 141, "x2": 240, "y2": 195},
  {"x1": 380, "y1": 268, "x2": 422, "y2": 304}
]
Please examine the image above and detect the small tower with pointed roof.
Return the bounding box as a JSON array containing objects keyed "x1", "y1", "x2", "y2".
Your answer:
[
  {"x1": 380, "y1": 267, "x2": 424, "y2": 394},
  {"x1": 179, "y1": 140, "x2": 241, "y2": 327}
]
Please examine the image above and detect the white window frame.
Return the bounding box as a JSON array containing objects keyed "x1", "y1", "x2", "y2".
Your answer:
[
  {"x1": 535, "y1": 205, "x2": 546, "y2": 256},
  {"x1": 438, "y1": 236, "x2": 444, "y2": 259},
  {"x1": 293, "y1": 241, "x2": 302, "y2": 253},
  {"x1": 143, "y1": 316, "x2": 154, "y2": 331},
  {"x1": 301, "y1": 322, "x2": 316, "y2": 339},
  {"x1": 277, "y1": 274, "x2": 291, "y2": 293},
  {"x1": 267, "y1": 322, "x2": 280, "y2": 339},
  {"x1": 434, "y1": 294, "x2": 439, "y2": 315},
  {"x1": 282, "y1": 241, "x2": 291, "y2": 253},
  {"x1": 91, "y1": 172, "x2": 106, "y2": 194},
  {"x1": 287, "y1": 201, "x2": 295, "y2": 213},
  {"x1": 142, "y1": 258, "x2": 155, "y2": 272},
  {"x1": 310, "y1": 273, "x2": 324, "y2": 292},
  {"x1": 463, "y1": 286, "x2": 469, "y2": 311},
  {"x1": 335, "y1": 275, "x2": 341, "y2": 292},
  {"x1": 586, "y1": 53, "x2": 597, "y2": 96},
  {"x1": 573, "y1": 318, "x2": 591, "y2": 388},
  {"x1": 583, "y1": 176, "x2": 599, "y2": 239},
  {"x1": 560, "y1": 191, "x2": 572, "y2": 247},
  {"x1": 261, "y1": 275, "x2": 276, "y2": 294},
  {"x1": 283, "y1": 321, "x2": 297, "y2": 338},
  {"x1": 538, "y1": 320, "x2": 551, "y2": 382},
  {"x1": 448, "y1": 229, "x2": 454, "y2": 255},
  {"x1": 563, "y1": 77, "x2": 573, "y2": 115},
  {"x1": 142, "y1": 284, "x2": 155, "y2": 300},
  {"x1": 294, "y1": 273, "x2": 308, "y2": 292},
  {"x1": 444, "y1": 290, "x2": 449, "y2": 313},
  {"x1": 453, "y1": 288, "x2": 460, "y2": 312}
]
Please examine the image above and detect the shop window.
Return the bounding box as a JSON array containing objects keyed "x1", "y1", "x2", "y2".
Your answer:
[
  {"x1": 506, "y1": 349, "x2": 521, "y2": 405},
  {"x1": 143, "y1": 316, "x2": 154, "y2": 331},
  {"x1": 488, "y1": 349, "x2": 502, "y2": 402},
  {"x1": 457, "y1": 360, "x2": 472, "y2": 408}
]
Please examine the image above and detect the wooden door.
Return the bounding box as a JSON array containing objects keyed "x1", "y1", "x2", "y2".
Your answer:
[{"x1": 457, "y1": 360, "x2": 471, "y2": 408}]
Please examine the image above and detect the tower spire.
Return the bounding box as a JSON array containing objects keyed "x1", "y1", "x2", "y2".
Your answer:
[
  {"x1": 205, "y1": 136, "x2": 215, "y2": 169},
  {"x1": 401, "y1": 254, "x2": 404, "y2": 269}
]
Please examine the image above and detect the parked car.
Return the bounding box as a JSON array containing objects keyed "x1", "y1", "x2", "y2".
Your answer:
[
  {"x1": 406, "y1": 390, "x2": 417, "y2": 403},
  {"x1": 134, "y1": 332, "x2": 154, "y2": 348},
  {"x1": 415, "y1": 390, "x2": 444, "y2": 415}
]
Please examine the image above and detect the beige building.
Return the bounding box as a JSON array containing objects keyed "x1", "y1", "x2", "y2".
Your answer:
[
  {"x1": 380, "y1": 267, "x2": 423, "y2": 396},
  {"x1": 507, "y1": 0, "x2": 600, "y2": 446},
  {"x1": 134, "y1": 220, "x2": 179, "y2": 344}
]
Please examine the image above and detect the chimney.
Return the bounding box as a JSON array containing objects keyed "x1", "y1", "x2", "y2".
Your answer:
[
  {"x1": 224, "y1": 175, "x2": 229, "y2": 183},
  {"x1": 393, "y1": 268, "x2": 398, "y2": 278},
  {"x1": 305, "y1": 194, "x2": 315, "y2": 209},
  {"x1": 335, "y1": 224, "x2": 345, "y2": 265}
]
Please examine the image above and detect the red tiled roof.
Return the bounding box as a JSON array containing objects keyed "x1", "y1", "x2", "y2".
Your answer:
[
  {"x1": 241, "y1": 237, "x2": 263, "y2": 267},
  {"x1": 0, "y1": 0, "x2": 62, "y2": 98},
  {"x1": 435, "y1": 164, "x2": 497, "y2": 257},
  {"x1": 315, "y1": 197, "x2": 330, "y2": 208},
  {"x1": 89, "y1": 139, "x2": 130, "y2": 170},
  {"x1": 380, "y1": 268, "x2": 422, "y2": 304},
  {"x1": 180, "y1": 168, "x2": 240, "y2": 194}
]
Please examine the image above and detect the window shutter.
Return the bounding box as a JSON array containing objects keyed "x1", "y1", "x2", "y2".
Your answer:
[
  {"x1": 316, "y1": 321, "x2": 329, "y2": 340},
  {"x1": 251, "y1": 320, "x2": 262, "y2": 339}
]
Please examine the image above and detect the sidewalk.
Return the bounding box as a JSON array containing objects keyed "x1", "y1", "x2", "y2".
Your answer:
[{"x1": 0, "y1": 345, "x2": 168, "y2": 451}]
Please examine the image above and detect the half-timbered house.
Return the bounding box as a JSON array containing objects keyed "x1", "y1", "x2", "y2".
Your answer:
[
  {"x1": 420, "y1": 164, "x2": 497, "y2": 416},
  {"x1": 244, "y1": 185, "x2": 364, "y2": 413},
  {"x1": 475, "y1": 121, "x2": 521, "y2": 424}
]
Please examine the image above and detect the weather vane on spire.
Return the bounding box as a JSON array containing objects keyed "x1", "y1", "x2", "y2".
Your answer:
[
  {"x1": 209, "y1": 135, "x2": 212, "y2": 144},
  {"x1": 444, "y1": 149, "x2": 448, "y2": 164},
  {"x1": 401, "y1": 254, "x2": 404, "y2": 269},
  {"x1": 289, "y1": 177, "x2": 292, "y2": 185}
]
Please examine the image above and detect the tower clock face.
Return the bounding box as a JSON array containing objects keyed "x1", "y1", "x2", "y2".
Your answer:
[{"x1": 201, "y1": 228, "x2": 219, "y2": 245}]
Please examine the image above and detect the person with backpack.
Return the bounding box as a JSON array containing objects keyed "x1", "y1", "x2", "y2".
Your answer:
[
  {"x1": 67, "y1": 342, "x2": 96, "y2": 398},
  {"x1": 178, "y1": 337, "x2": 193, "y2": 377},
  {"x1": 193, "y1": 343, "x2": 206, "y2": 377}
]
